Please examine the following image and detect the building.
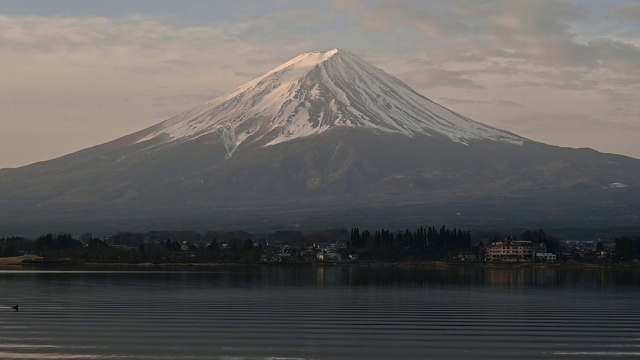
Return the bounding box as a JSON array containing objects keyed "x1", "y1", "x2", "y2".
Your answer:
[
  {"x1": 457, "y1": 254, "x2": 478, "y2": 262},
  {"x1": 535, "y1": 252, "x2": 557, "y2": 262},
  {"x1": 486, "y1": 241, "x2": 547, "y2": 262},
  {"x1": 317, "y1": 251, "x2": 343, "y2": 262}
]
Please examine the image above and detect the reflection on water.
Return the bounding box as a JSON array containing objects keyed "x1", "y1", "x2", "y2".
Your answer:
[
  {"x1": 1, "y1": 265, "x2": 639, "y2": 288},
  {"x1": 0, "y1": 266, "x2": 639, "y2": 360}
]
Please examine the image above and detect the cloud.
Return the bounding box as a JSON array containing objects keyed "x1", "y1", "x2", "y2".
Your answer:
[
  {"x1": 330, "y1": 0, "x2": 364, "y2": 12},
  {"x1": 589, "y1": 38, "x2": 640, "y2": 76},
  {"x1": 617, "y1": 29, "x2": 640, "y2": 39},
  {"x1": 232, "y1": 69, "x2": 263, "y2": 79},
  {"x1": 439, "y1": 98, "x2": 490, "y2": 105},
  {"x1": 0, "y1": 14, "x2": 293, "y2": 167},
  {"x1": 599, "y1": 88, "x2": 637, "y2": 104},
  {"x1": 496, "y1": 100, "x2": 522, "y2": 108},
  {"x1": 152, "y1": 92, "x2": 224, "y2": 107},
  {"x1": 161, "y1": 59, "x2": 193, "y2": 67},
  {"x1": 517, "y1": 38, "x2": 597, "y2": 68},
  {"x1": 336, "y1": 0, "x2": 469, "y2": 39},
  {"x1": 475, "y1": 0, "x2": 589, "y2": 38},
  {"x1": 506, "y1": 80, "x2": 542, "y2": 88},
  {"x1": 402, "y1": 68, "x2": 484, "y2": 89},
  {"x1": 610, "y1": 3, "x2": 640, "y2": 23},
  {"x1": 418, "y1": 4, "x2": 640, "y2": 97},
  {"x1": 439, "y1": 97, "x2": 521, "y2": 107}
]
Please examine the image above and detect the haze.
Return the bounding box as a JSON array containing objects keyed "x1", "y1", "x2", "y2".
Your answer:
[{"x1": 1, "y1": 0, "x2": 639, "y2": 168}]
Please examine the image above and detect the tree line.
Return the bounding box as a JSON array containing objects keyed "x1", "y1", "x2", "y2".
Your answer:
[
  {"x1": 349, "y1": 226, "x2": 472, "y2": 262},
  {"x1": 0, "y1": 229, "x2": 347, "y2": 264},
  {"x1": 615, "y1": 237, "x2": 640, "y2": 260},
  {"x1": 1, "y1": 228, "x2": 639, "y2": 264}
]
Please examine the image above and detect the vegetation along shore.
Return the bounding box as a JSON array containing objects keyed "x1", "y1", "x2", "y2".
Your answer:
[{"x1": 1, "y1": 226, "x2": 639, "y2": 267}]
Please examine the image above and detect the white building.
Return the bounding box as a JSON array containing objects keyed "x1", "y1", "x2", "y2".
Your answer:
[
  {"x1": 317, "y1": 251, "x2": 343, "y2": 262},
  {"x1": 486, "y1": 241, "x2": 547, "y2": 262}
]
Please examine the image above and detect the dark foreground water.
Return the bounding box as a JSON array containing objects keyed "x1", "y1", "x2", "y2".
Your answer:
[{"x1": 1, "y1": 266, "x2": 639, "y2": 359}]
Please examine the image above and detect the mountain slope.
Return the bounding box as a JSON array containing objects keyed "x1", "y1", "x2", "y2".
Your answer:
[
  {"x1": 135, "y1": 49, "x2": 524, "y2": 158},
  {"x1": 1, "y1": 49, "x2": 639, "y2": 236}
]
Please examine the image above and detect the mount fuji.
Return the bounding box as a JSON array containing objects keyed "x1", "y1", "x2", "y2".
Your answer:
[
  {"x1": 1, "y1": 49, "x2": 640, "y2": 235},
  {"x1": 137, "y1": 49, "x2": 523, "y2": 156}
]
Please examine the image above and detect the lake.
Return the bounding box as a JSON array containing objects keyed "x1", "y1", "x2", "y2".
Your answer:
[{"x1": 1, "y1": 265, "x2": 639, "y2": 359}]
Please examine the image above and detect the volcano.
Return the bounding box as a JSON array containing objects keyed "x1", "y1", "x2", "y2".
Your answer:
[
  {"x1": 1, "y1": 49, "x2": 639, "y2": 235},
  {"x1": 136, "y1": 49, "x2": 524, "y2": 156}
]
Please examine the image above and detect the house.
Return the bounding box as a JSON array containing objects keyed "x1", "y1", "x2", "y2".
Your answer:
[
  {"x1": 317, "y1": 251, "x2": 342, "y2": 262},
  {"x1": 535, "y1": 252, "x2": 557, "y2": 262},
  {"x1": 313, "y1": 242, "x2": 347, "y2": 252},
  {"x1": 457, "y1": 254, "x2": 478, "y2": 262}
]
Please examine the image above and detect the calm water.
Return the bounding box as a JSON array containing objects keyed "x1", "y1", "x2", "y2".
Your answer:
[{"x1": 0, "y1": 266, "x2": 639, "y2": 360}]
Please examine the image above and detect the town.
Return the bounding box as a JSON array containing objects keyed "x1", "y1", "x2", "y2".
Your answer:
[{"x1": 0, "y1": 227, "x2": 639, "y2": 265}]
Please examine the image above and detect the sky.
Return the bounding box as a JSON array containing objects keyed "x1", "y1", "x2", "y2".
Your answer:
[{"x1": 1, "y1": 0, "x2": 640, "y2": 168}]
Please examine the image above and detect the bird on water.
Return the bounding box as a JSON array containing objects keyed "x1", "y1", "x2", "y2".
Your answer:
[{"x1": 12, "y1": 305, "x2": 19, "y2": 312}]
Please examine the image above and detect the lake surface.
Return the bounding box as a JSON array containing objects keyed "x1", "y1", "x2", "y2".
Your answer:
[{"x1": 1, "y1": 266, "x2": 639, "y2": 359}]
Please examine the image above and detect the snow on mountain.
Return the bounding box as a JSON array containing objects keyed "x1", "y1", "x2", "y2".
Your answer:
[{"x1": 137, "y1": 48, "x2": 524, "y2": 157}]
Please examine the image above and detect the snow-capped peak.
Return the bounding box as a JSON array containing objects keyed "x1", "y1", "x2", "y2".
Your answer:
[{"x1": 137, "y1": 48, "x2": 524, "y2": 157}]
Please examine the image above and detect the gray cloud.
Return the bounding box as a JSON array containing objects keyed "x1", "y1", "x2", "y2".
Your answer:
[
  {"x1": 338, "y1": 0, "x2": 469, "y2": 39},
  {"x1": 506, "y1": 80, "x2": 542, "y2": 88},
  {"x1": 589, "y1": 38, "x2": 640, "y2": 76},
  {"x1": 402, "y1": 68, "x2": 485, "y2": 89},
  {"x1": 617, "y1": 29, "x2": 640, "y2": 38},
  {"x1": 343, "y1": 1, "x2": 640, "y2": 80},
  {"x1": 439, "y1": 97, "x2": 521, "y2": 108},
  {"x1": 232, "y1": 69, "x2": 265, "y2": 79},
  {"x1": 599, "y1": 88, "x2": 637, "y2": 104},
  {"x1": 474, "y1": 0, "x2": 589, "y2": 38},
  {"x1": 439, "y1": 98, "x2": 491, "y2": 105},
  {"x1": 161, "y1": 59, "x2": 193, "y2": 67},
  {"x1": 496, "y1": 100, "x2": 522, "y2": 108},
  {"x1": 152, "y1": 92, "x2": 224, "y2": 107},
  {"x1": 542, "y1": 79, "x2": 599, "y2": 91},
  {"x1": 610, "y1": 3, "x2": 640, "y2": 23},
  {"x1": 330, "y1": 0, "x2": 364, "y2": 12}
]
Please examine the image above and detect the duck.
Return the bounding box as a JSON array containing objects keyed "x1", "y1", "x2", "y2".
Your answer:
[{"x1": 11, "y1": 304, "x2": 19, "y2": 312}]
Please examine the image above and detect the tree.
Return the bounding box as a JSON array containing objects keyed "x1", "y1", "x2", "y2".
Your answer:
[
  {"x1": 615, "y1": 237, "x2": 640, "y2": 260},
  {"x1": 164, "y1": 239, "x2": 181, "y2": 251},
  {"x1": 596, "y1": 240, "x2": 604, "y2": 252},
  {"x1": 207, "y1": 239, "x2": 219, "y2": 260},
  {"x1": 0, "y1": 244, "x2": 17, "y2": 257}
]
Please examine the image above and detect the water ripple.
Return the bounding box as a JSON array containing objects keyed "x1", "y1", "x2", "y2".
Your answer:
[{"x1": 1, "y1": 268, "x2": 639, "y2": 360}]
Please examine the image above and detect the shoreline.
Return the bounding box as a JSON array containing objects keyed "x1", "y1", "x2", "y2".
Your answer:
[
  {"x1": 0, "y1": 256, "x2": 43, "y2": 266},
  {"x1": 1, "y1": 256, "x2": 638, "y2": 269}
]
